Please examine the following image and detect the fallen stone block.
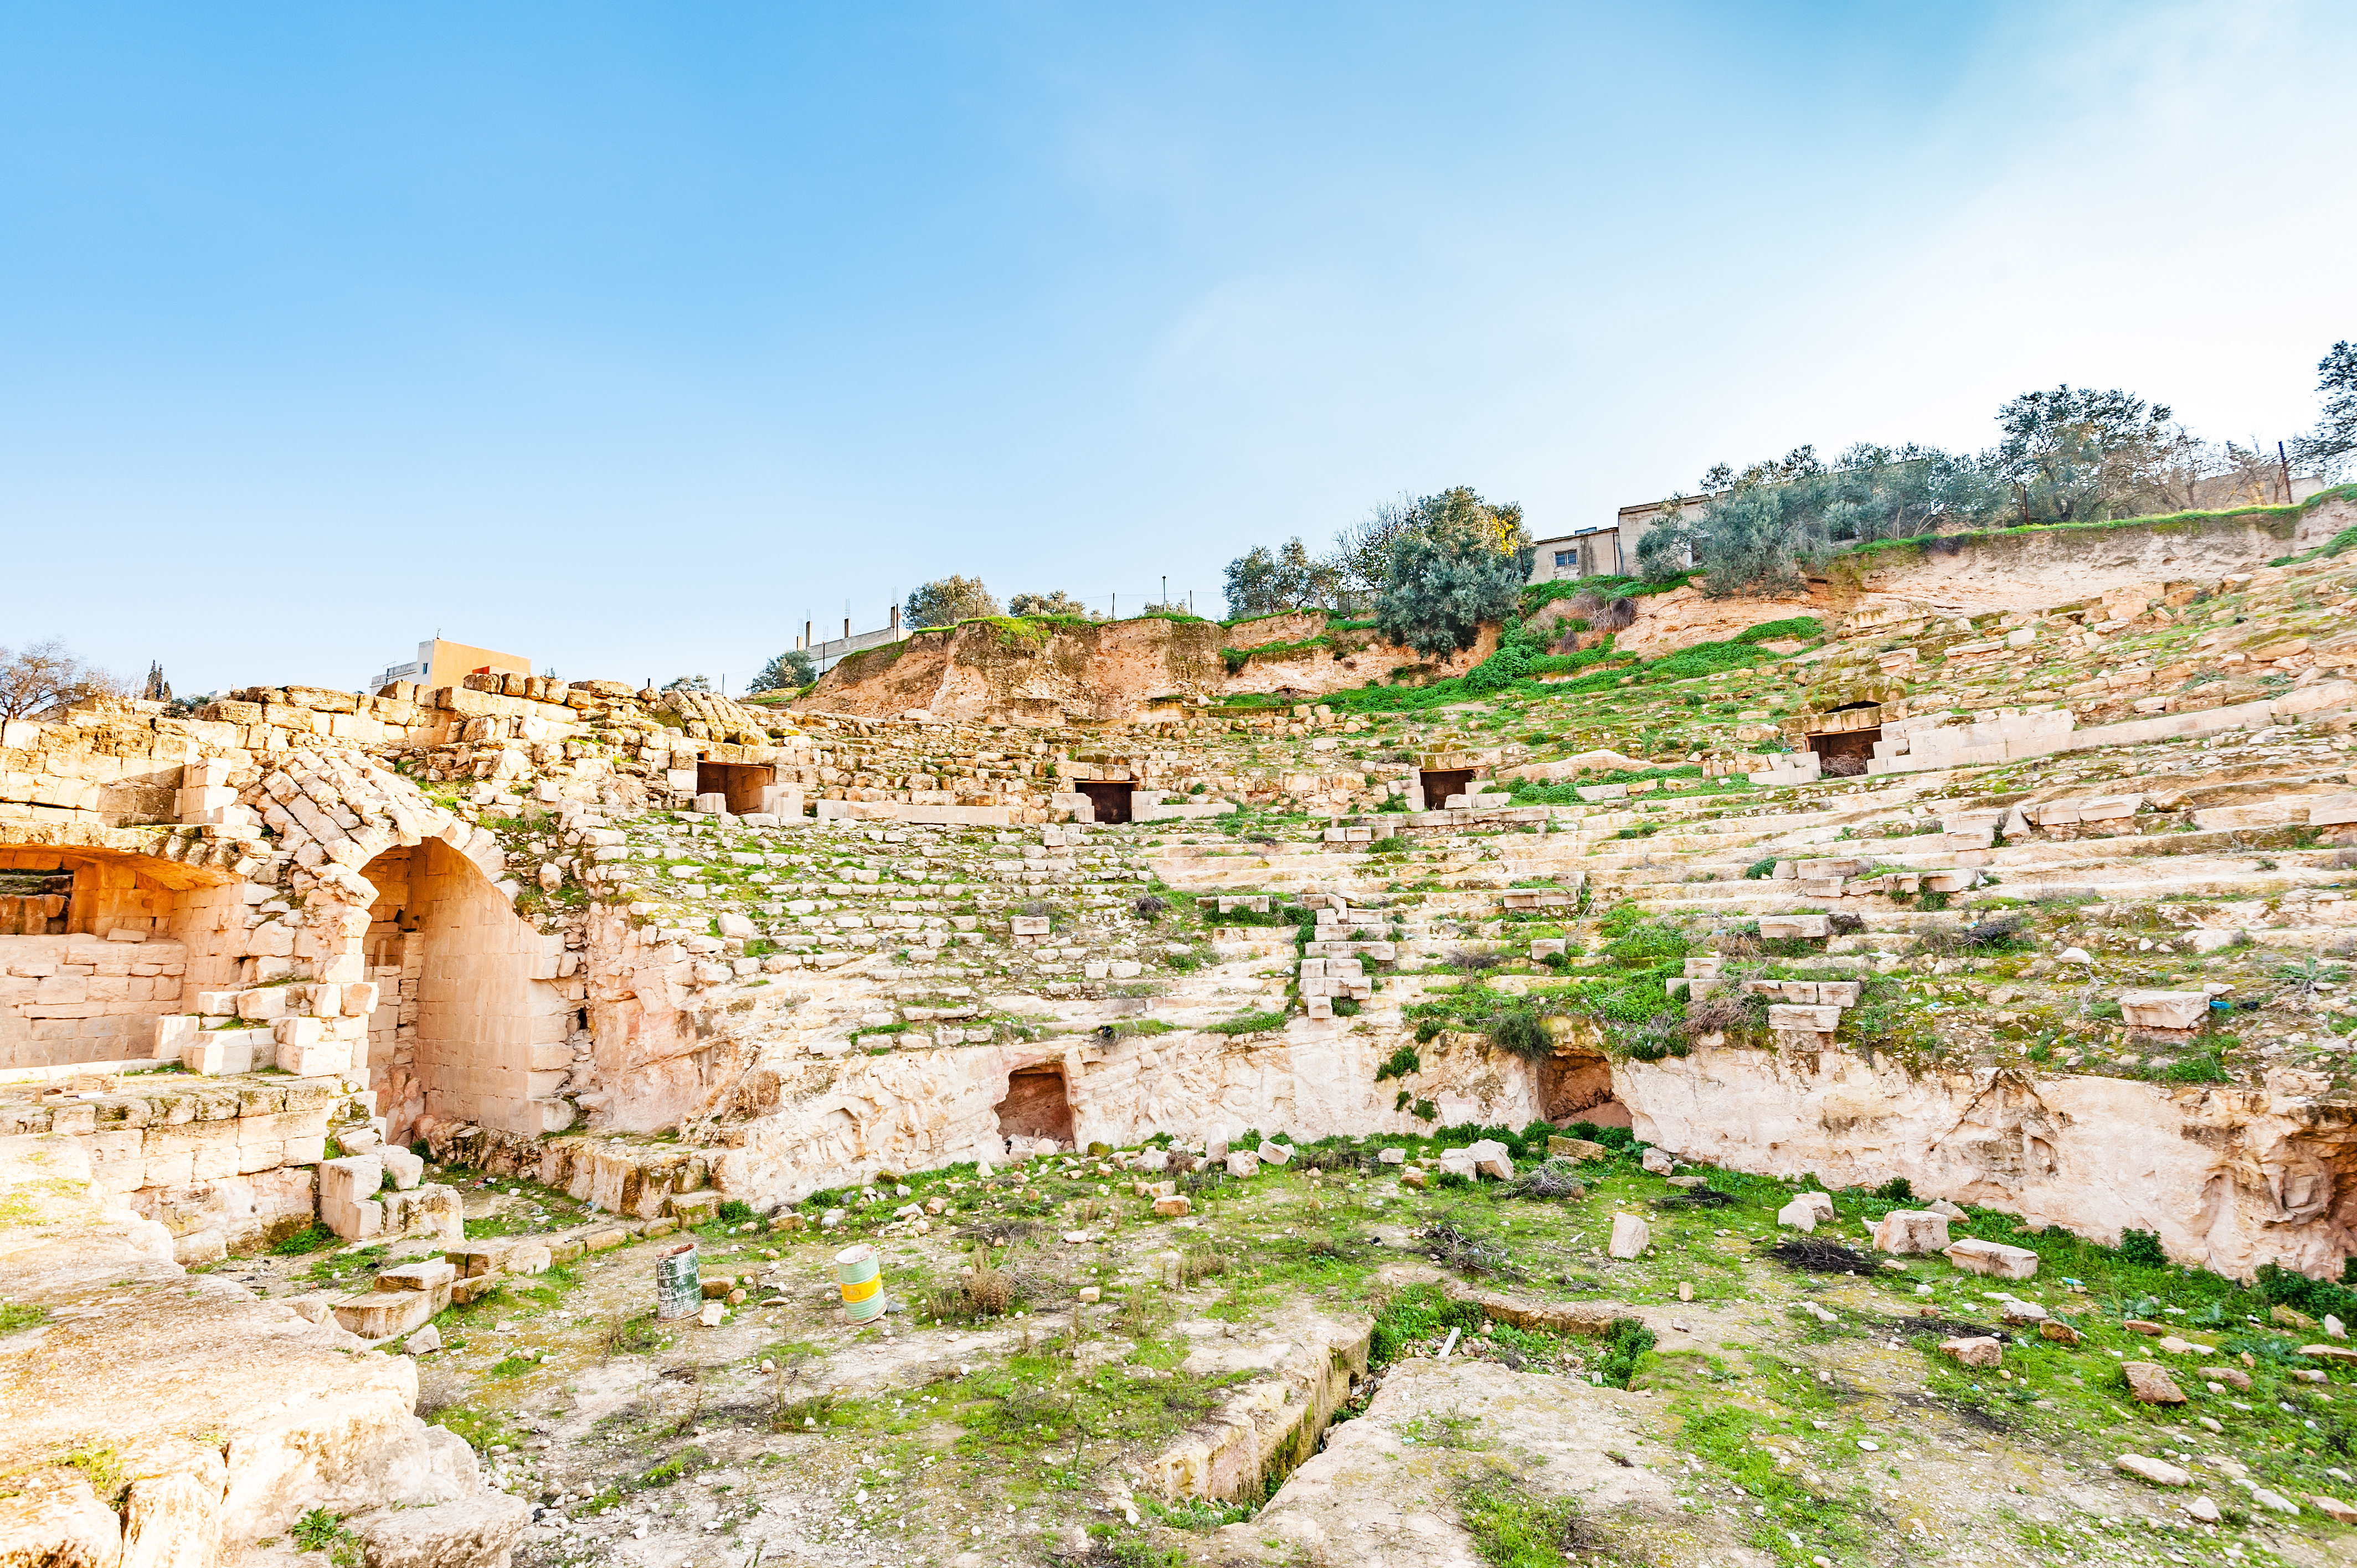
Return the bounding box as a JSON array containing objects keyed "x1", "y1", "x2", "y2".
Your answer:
[
  {"x1": 1226, "y1": 1151, "x2": 1260, "y2": 1179},
  {"x1": 1547, "y1": 1137, "x2": 1613, "y2": 1161},
  {"x1": 1999, "y1": 1299, "x2": 2050, "y2": 1324},
  {"x1": 2122, "y1": 1361, "x2": 2186, "y2": 1404},
  {"x1": 1255, "y1": 1141, "x2": 1293, "y2": 1167},
  {"x1": 1872, "y1": 1210, "x2": 1950, "y2": 1254},
  {"x1": 1640, "y1": 1147, "x2": 1674, "y2": 1175},
  {"x1": 348, "y1": 1490, "x2": 532, "y2": 1568},
  {"x1": 1466, "y1": 1139, "x2": 1514, "y2": 1180},
  {"x1": 1776, "y1": 1198, "x2": 1821, "y2": 1233},
  {"x1": 2310, "y1": 1494, "x2": 2357, "y2": 1525},
  {"x1": 2119, "y1": 989, "x2": 2207, "y2": 1030},
  {"x1": 1608, "y1": 1214, "x2": 1649, "y2": 1259},
  {"x1": 1153, "y1": 1194, "x2": 1192, "y2": 1216},
  {"x1": 1940, "y1": 1336, "x2": 2002, "y2": 1368},
  {"x1": 1944, "y1": 1237, "x2": 2037, "y2": 1280},
  {"x1": 2117, "y1": 1453, "x2": 2193, "y2": 1487}
]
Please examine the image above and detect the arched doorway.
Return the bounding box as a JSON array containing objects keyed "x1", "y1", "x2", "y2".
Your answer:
[{"x1": 361, "y1": 839, "x2": 579, "y2": 1144}]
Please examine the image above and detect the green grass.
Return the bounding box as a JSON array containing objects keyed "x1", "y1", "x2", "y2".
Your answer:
[
  {"x1": 1458, "y1": 1468, "x2": 1586, "y2": 1568},
  {"x1": 430, "y1": 1405, "x2": 521, "y2": 1452},
  {"x1": 0, "y1": 1301, "x2": 49, "y2": 1335},
  {"x1": 268, "y1": 1222, "x2": 339, "y2": 1255}
]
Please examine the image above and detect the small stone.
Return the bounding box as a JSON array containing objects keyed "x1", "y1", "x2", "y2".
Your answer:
[
  {"x1": 1940, "y1": 1337, "x2": 2003, "y2": 1368},
  {"x1": 2312, "y1": 1495, "x2": 2357, "y2": 1524},
  {"x1": 2116, "y1": 1453, "x2": 2193, "y2": 1487},
  {"x1": 1399, "y1": 1168, "x2": 1427, "y2": 1190},
  {"x1": 1152, "y1": 1195, "x2": 1192, "y2": 1217},
  {"x1": 2122, "y1": 1361, "x2": 2186, "y2": 1404},
  {"x1": 1255, "y1": 1140, "x2": 1293, "y2": 1167},
  {"x1": 2245, "y1": 1484, "x2": 2301, "y2": 1516},
  {"x1": 1226, "y1": 1151, "x2": 1261, "y2": 1179},
  {"x1": 2329, "y1": 1314, "x2": 2348, "y2": 1340},
  {"x1": 405, "y1": 1323, "x2": 441, "y2": 1354},
  {"x1": 2301, "y1": 1343, "x2": 2357, "y2": 1364},
  {"x1": 2183, "y1": 1497, "x2": 2221, "y2": 1521},
  {"x1": 1677, "y1": 1282, "x2": 1694, "y2": 1303},
  {"x1": 1377, "y1": 1148, "x2": 1406, "y2": 1165},
  {"x1": 1776, "y1": 1198, "x2": 1820, "y2": 1234},
  {"x1": 698, "y1": 1301, "x2": 726, "y2": 1328},
  {"x1": 1640, "y1": 1148, "x2": 1674, "y2": 1175},
  {"x1": 2039, "y1": 1322, "x2": 2082, "y2": 1346},
  {"x1": 2273, "y1": 1304, "x2": 2320, "y2": 1331}
]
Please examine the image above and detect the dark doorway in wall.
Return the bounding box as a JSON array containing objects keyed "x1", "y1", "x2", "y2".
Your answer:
[
  {"x1": 1075, "y1": 781, "x2": 1134, "y2": 824},
  {"x1": 696, "y1": 762, "x2": 776, "y2": 814},
  {"x1": 1418, "y1": 768, "x2": 1475, "y2": 807},
  {"x1": 1540, "y1": 1055, "x2": 1630, "y2": 1127},
  {"x1": 995, "y1": 1065, "x2": 1076, "y2": 1148},
  {"x1": 1805, "y1": 728, "x2": 1881, "y2": 777}
]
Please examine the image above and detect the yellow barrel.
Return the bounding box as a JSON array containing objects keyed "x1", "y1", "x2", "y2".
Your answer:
[{"x1": 835, "y1": 1243, "x2": 885, "y2": 1323}]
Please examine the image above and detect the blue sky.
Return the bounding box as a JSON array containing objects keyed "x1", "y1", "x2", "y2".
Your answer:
[{"x1": 4, "y1": 2, "x2": 2352, "y2": 694}]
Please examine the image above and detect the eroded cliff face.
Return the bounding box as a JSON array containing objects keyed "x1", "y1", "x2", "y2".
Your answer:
[
  {"x1": 695, "y1": 1028, "x2": 1550, "y2": 1202},
  {"x1": 795, "y1": 613, "x2": 1499, "y2": 724},
  {"x1": 1617, "y1": 1045, "x2": 2357, "y2": 1280}
]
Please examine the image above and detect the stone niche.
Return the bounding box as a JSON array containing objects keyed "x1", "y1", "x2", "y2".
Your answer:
[
  {"x1": 360, "y1": 838, "x2": 576, "y2": 1144},
  {"x1": 0, "y1": 845, "x2": 246, "y2": 1071},
  {"x1": 996, "y1": 1063, "x2": 1077, "y2": 1153}
]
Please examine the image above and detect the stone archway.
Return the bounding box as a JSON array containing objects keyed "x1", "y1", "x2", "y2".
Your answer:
[{"x1": 361, "y1": 839, "x2": 578, "y2": 1146}]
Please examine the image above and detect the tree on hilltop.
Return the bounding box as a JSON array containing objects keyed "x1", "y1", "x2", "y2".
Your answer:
[
  {"x1": 748, "y1": 649, "x2": 816, "y2": 692},
  {"x1": 1222, "y1": 539, "x2": 1337, "y2": 618},
  {"x1": 0, "y1": 640, "x2": 128, "y2": 721},
  {"x1": 1372, "y1": 488, "x2": 1532, "y2": 658},
  {"x1": 905, "y1": 576, "x2": 1002, "y2": 628},
  {"x1": 2292, "y1": 341, "x2": 2357, "y2": 481},
  {"x1": 1007, "y1": 590, "x2": 1097, "y2": 619}
]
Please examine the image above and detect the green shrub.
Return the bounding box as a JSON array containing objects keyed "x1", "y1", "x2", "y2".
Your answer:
[
  {"x1": 1595, "y1": 1317, "x2": 1656, "y2": 1388},
  {"x1": 2117, "y1": 1229, "x2": 2166, "y2": 1268}
]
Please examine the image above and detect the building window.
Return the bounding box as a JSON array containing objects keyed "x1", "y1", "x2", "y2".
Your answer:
[{"x1": 1553, "y1": 550, "x2": 1573, "y2": 568}]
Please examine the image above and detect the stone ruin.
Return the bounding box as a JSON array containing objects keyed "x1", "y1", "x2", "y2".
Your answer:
[{"x1": 6, "y1": 491, "x2": 2357, "y2": 1562}]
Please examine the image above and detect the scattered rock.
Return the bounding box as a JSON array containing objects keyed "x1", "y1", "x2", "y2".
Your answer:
[
  {"x1": 404, "y1": 1323, "x2": 441, "y2": 1355},
  {"x1": 1944, "y1": 1239, "x2": 2038, "y2": 1280},
  {"x1": 1872, "y1": 1210, "x2": 1951, "y2": 1254},
  {"x1": 2311, "y1": 1494, "x2": 2357, "y2": 1524},
  {"x1": 2116, "y1": 1453, "x2": 2193, "y2": 1487},
  {"x1": 2121, "y1": 1361, "x2": 2186, "y2": 1404},
  {"x1": 1608, "y1": 1214, "x2": 1650, "y2": 1260},
  {"x1": 1640, "y1": 1148, "x2": 1674, "y2": 1175},
  {"x1": 2182, "y1": 1497, "x2": 2221, "y2": 1522},
  {"x1": 1941, "y1": 1337, "x2": 2003, "y2": 1367},
  {"x1": 2039, "y1": 1322, "x2": 2082, "y2": 1346}
]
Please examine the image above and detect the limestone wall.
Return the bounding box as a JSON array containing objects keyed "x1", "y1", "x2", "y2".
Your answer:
[{"x1": 1618, "y1": 1045, "x2": 2357, "y2": 1281}]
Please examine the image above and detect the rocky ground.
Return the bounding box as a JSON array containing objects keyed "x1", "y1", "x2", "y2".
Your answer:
[{"x1": 198, "y1": 1133, "x2": 2357, "y2": 1568}]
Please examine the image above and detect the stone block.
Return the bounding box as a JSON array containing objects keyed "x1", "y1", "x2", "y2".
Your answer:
[
  {"x1": 1255, "y1": 1140, "x2": 1292, "y2": 1166},
  {"x1": 2116, "y1": 1453, "x2": 2193, "y2": 1487},
  {"x1": 1152, "y1": 1194, "x2": 1192, "y2": 1216},
  {"x1": 1776, "y1": 1197, "x2": 1820, "y2": 1232},
  {"x1": 1768, "y1": 1004, "x2": 1843, "y2": 1031},
  {"x1": 2119, "y1": 989, "x2": 2207, "y2": 1030},
  {"x1": 1225, "y1": 1151, "x2": 1260, "y2": 1178},
  {"x1": 1945, "y1": 1237, "x2": 2038, "y2": 1280},
  {"x1": 1872, "y1": 1210, "x2": 1951, "y2": 1254},
  {"x1": 1466, "y1": 1139, "x2": 1514, "y2": 1179},
  {"x1": 1640, "y1": 1147, "x2": 1674, "y2": 1175},
  {"x1": 320, "y1": 1153, "x2": 385, "y2": 1240},
  {"x1": 379, "y1": 1144, "x2": 424, "y2": 1190},
  {"x1": 1758, "y1": 914, "x2": 1831, "y2": 940},
  {"x1": 1941, "y1": 1336, "x2": 2002, "y2": 1368},
  {"x1": 2122, "y1": 1361, "x2": 2187, "y2": 1404},
  {"x1": 1548, "y1": 1136, "x2": 1613, "y2": 1161},
  {"x1": 1608, "y1": 1214, "x2": 1650, "y2": 1258}
]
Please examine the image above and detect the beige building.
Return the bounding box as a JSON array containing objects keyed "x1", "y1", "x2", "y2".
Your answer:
[{"x1": 369, "y1": 638, "x2": 531, "y2": 694}]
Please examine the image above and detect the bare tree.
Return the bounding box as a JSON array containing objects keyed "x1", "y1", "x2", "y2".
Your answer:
[{"x1": 0, "y1": 640, "x2": 128, "y2": 721}]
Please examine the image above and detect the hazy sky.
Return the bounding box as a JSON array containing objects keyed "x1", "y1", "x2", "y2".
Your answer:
[{"x1": 4, "y1": 2, "x2": 2351, "y2": 694}]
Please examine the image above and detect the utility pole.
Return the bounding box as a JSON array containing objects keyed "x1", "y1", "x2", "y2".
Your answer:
[{"x1": 1161, "y1": 575, "x2": 1167, "y2": 608}]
